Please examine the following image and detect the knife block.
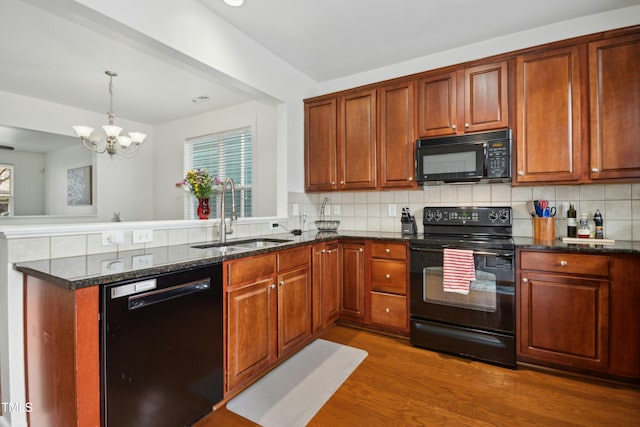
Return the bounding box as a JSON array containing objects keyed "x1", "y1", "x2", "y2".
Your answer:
[{"x1": 401, "y1": 217, "x2": 417, "y2": 235}]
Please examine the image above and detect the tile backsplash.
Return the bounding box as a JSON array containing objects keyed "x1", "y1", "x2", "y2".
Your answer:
[{"x1": 287, "y1": 183, "x2": 640, "y2": 241}]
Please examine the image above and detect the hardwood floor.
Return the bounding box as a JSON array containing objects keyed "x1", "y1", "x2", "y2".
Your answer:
[{"x1": 197, "y1": 325, "x2": 640, "y2": 426}]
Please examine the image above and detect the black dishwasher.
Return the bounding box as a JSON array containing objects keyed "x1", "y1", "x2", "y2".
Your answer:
[{"x1": 101, "y1": 263, "x2": 223, "y2": 427}]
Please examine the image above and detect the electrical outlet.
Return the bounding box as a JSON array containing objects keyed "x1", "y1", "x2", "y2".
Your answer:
[
  {"x1": 102, "y1": 231, "x2": 125, "y2": 246},
  {"x1": 132, "y1": 254, "x2": 153, "y2": 270},
  {"x1": 270, "y1": 221, "x2": 279, "y2": 230},
  {"x1": 132, "y1": 229, "x2": 154, "y2": 244},
  {"x1": 388, "y1": 204, "x2": 397, "y2": 217},
  {"x1": 292, "y1": 203, "x2": 299, "y2": 216},
  {"x1": 101, "y1": 259, "x2": 124, "y2": 275}
]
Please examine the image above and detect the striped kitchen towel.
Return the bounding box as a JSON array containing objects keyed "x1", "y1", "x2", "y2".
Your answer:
[{"x1": 442, "y1": 248, "x2": 475, "y2": 295}]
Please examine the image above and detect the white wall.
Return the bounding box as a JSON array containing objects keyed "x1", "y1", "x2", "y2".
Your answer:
[
  {"x1": 0, "y1": 151, "x2": 45, "y2": 215},
  {"x1": 0, "y1": 90, "x2": 154, "y2": 223},
  {"x1": 153, "y1": 100, "x2": 278, "y2": 220}
]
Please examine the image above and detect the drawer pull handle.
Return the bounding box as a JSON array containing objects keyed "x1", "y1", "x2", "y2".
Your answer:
[
  {"x1": 385, "y1": 273, "x2": 391, "y2": 279},
  {"x1": 522, "y1": 278, "x2": 528, "y2": 283},
  {"x1": 385, "y1": 308, "x2": 390, "y2": 313},
  {"x1": 560, "y1": 260, "x2": 567, "y2": 267}
]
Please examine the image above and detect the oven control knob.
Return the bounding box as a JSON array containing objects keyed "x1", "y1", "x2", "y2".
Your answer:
[
  {"x1": 488, "y1": 211, "x2": 499, "y2": 221},
  {"x1": 434, "y1": 211, "x2": 443, "y2": 221},
  {"x1": 425, "y1": 210, "x2": 434, "y2": 221},
  {"x1": 499, "y1": 211, "x2": 510, "y2": 222}
]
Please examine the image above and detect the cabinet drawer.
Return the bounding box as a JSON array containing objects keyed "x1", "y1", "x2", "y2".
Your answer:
[
  {"x1": 370, "y1": 242, "x2": 406, "y2": 260},
  {"x1": 370, "y1": 260, "x2": 407, "y2": 294},
  {"x1": 226, "y1": 254, "x2": 276, "y2": 286},
  {"x1": 520, "y1": 251, "x2": 609, "y2": 276},
  {"x1": 278, "y1": 246, "x2": 310, "y2": 271},
  {"x1": 370, "y1": 292, "x2": 407, "y2": 330}
]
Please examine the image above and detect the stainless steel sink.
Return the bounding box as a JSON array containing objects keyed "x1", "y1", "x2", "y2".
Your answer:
[{"x1": 191, "y1": 238, "x2": 292, "y2": 251}]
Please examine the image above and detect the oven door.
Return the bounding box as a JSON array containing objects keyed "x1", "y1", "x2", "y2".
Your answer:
[{"x1": 409, "y1": 245, "x2": 515, "y2": 334}]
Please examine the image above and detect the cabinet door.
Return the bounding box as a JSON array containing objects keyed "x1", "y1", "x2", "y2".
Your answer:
[
  {"x1": 339, "y1": 89, "x2": 377, "y2": 189},
  {"x1": 518, "y1": 272, "x2": 609, "y2": 371},
  {"x1": 277, "y1": 267, "x2": 312, "y2": 357},
  {"x1": 323, "y1": 242, "x2": 341, "y2": 326},
  {"x1": 589, "y1": 33, "x2": 640, "y2": 181},
  {"x1": 464, "y1": 61, "x2": 509, "y2": 133},
  {"x1": 341, "y1": 242, "x2": 366, "y2": 320},
  {"x1": 226, "y1": 277, "x2": 277, "y2": 392},
  {"x1": 418, "y1": 71, "x2": 458, "y2": 137},
  {"x1": 378, "y1": 81, "x2": 416, "y2": 188},
  {"x1": 305, "y1": 98, "x2": 338, "y2": 191},
  {"x1": 515, "y1": 46, "x2": 584, "y2": 183}
]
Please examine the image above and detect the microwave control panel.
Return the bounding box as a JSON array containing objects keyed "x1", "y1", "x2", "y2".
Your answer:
[{"x1": 486, "y1": 140, "x2": 510, "y2": 178}]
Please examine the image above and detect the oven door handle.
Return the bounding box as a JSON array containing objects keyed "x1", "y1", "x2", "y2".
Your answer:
[{"x1": 410, "y1": 246, "x2": 514, "y2": 258}]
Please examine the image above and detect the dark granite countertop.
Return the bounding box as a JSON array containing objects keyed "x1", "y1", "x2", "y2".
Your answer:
[
  {"x1": 15, "y1": 230, "x2": 639, "y2": 290},
  {"x1": 15, "y1": 230, "x2": 410, "y2": 290}
]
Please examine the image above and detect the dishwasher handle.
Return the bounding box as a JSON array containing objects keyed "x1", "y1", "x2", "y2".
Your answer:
[{"x1": 128, "y1": 279, "x2": 211, "y2": 310}]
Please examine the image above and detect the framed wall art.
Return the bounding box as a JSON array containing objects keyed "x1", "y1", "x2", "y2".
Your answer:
[{"x1": 67, "y1": 165, "x2": 92, "y2": 206}]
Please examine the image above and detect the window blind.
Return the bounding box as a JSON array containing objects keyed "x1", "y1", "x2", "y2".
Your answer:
[{"x1": 183, "y1": 127, "x2": 252, "y2": 219}]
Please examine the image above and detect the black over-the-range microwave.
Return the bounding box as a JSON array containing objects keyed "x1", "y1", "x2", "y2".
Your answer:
[{"x1": 415, "y1": 129, "x2": 512, "y2": 184}]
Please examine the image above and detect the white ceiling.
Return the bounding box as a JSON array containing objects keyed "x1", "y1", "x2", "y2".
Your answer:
[
  {"x1": 199, "y1": 0, "x2": 640, "y2": 82},
  {"x1": 0, "y1": 0, "x2": 639, "y2": 152}
]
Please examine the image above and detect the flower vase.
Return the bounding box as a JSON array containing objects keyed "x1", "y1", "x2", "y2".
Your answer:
[{"x1": 197, "y1": 198, "x2": 210, "y2": 220}]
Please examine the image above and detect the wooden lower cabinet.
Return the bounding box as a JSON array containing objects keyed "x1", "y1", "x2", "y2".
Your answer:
[
  {"x1": 368, "y1": 241, "x2": 409, "y2": 334},
  {"x1": 340, "y1": 241, "x2": 366, "y2": 320},
  {"x1": 225, "y1": 247, "x2": 312, "y2": 394},
  {"x1": 517, "y1": 249, "x2": 640, "y2": 381},
  {"x1": 311, "y1": 241, "x2": 341, "y2": 333}
]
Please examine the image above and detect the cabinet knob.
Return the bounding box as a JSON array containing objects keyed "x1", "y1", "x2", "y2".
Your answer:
[
  {"x1": 517, "y1": 170, "x2": 525, "y2": 176},
  {"x1": 560, "y1": 260, "x2": 567, "y2": 267},
  {"x1": 279, "y1": 280, "x2": 285, "y2": 286},
  {"x1": 340, "y1": 180, "x2": 345, "y2": 184},
  {"x1": 385, "y1": 273, "x2": 391, "y2": 279},
  {"x1": 331, "y1": 181, "x2": 336, "y2": 185},
  {"x1": 359, "y1": 248, "x2": 363, "y2": 253},
  {"x1": 327, "y1": 249, "x2": 332, "y2": 254},
  {"x1": 385, "y1": 248, "x2": 390, "y2": 253},
  {"x1": 408, "y1": 176, "x2": 413, "y2": 181},
  {"x1": 270, "y1": 284, "x2": 276, "y2": 289},
  {"x1": 452, "y1": 124, "x2": 457, "y2": 129},
  {"x1": 522, "y1": 278, "x2": 528, "y2": 283},
  {"x1": 321, "y1": 249, "x2": 326, "y2": 253},
  {"x1": 592, "y1": 167, "x2": 599, "y2": 173},
  {"x1": 385, "y1": 308, "x2": 390, "y2": 313},
  {"x1": 465, "y1": 123, "x2": 469, "y2": 128}
]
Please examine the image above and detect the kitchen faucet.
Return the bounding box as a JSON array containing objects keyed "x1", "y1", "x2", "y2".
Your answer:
[{"x1": 220, "y1": 178, "x2": 237, "y2": 243}]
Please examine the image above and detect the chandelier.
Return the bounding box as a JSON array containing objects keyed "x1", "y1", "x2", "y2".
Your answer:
[{"x1": 73, "y1": 71, "x2": 147, "y2": 157}]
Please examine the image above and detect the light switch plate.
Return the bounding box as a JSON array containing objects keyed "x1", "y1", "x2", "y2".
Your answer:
[
  {"x1": 102, "y1": 231, "x2": 125, "y2": 246},
  {"x1": 388, "y1": 204, "x2": 397, "y2": 217},
  {"x1": 132, "y1": 229, "x2": 154, "y2": 244}
]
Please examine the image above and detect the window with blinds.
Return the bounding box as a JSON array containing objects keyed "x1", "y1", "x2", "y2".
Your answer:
[
  {"x1": 183, "y1": 127, "x2": 252, "y2": 219},
  {"x1": 0, "y1": 165, "x2": 13, "y2": 215}
]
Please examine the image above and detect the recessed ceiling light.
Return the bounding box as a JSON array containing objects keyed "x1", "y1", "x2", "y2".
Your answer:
[
  {"x1": 223, "y1": 0, "x2": 245, "y2": 7},
  {"x1": 192, "y1": 96, "x2": 210, "y2": 103}
]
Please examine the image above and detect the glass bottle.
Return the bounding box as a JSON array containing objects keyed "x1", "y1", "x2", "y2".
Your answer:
[
  {"x1": 594, "y1": 209, "x2": 604, "y2": 239},
  {"x1": 577, "y1": 213, "x2": 590, "y2": 239},
  {"x1": 567, "y1": 203, "x2": 577, "y2": 238}
]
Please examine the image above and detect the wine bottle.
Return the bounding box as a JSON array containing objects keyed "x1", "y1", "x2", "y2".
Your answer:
[
  {"x1": 567, "y1": 203, "x2": 577, "y2": 238},
  {"x1": 594, "y1": 209, "x2": 604, "y2": 239}
]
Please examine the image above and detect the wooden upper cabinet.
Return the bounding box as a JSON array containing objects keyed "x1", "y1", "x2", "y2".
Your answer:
[
  {"x1": 418, "y1": 61, "x2": 508, "y2": 138},
  {"x1": 305, "y1": 98, "x2": 338, "y2": 191},
  {"x1": 378, "y1": 81, "x2": 416, "y2": 188},
  {"x1": 338, "y1": 89, "x2": 377, "y2": 189},
  {"x1": 515, "y1": 46, "x2": 584, "y2": 183},
  {"x1": 589, "y1": 32, "x2": 640, "y2": 181},
  {"x1": 418, "y1": 71, "x2": 457, "y2": 137},
  {"x1": 464, "y1": 61, "x2": 509, "y2": 133}
]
